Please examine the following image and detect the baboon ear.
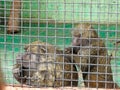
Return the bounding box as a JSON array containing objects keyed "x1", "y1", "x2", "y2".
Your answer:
[
  {"x1": 24, "y1": 44, "x2": 33, "y2": 52},
  {"x1": 24, "y1": 45, "x2": 29, "y2": 51}
]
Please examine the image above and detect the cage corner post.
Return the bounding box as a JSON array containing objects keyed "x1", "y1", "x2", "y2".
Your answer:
[{"x1": 7, "y1": 0, "x2": 21, "y2": 34}]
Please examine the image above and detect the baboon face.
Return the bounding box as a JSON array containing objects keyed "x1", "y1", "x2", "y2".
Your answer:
[
  {"x1": 13, "y1": 52, "x2": 57, "y2": 87},
  {"x1": 13, "y1": 52, "x2": 39, "y2": 84},
  {"x1": 72, "y1": 24, "x2": 98, "y2": 46},
  {"x1": 16, "y1": 52, "x2": 39, "y2": 69}
]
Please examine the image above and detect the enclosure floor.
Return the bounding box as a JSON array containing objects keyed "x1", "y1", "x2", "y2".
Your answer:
[
  {"x1": 5, "y1": 85, "x2": 115, "y2": 90},
  {"x1": 0, "y1": 23, "x2": 120, "y2": 86}
]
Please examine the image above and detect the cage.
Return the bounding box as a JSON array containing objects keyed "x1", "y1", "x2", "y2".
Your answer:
[{"x1": 0, "y1": 0, "x2": 120, "y2": 90}]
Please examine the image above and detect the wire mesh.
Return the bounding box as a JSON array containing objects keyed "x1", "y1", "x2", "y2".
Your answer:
[{"x1": 0, "y1": 0, "x2": 120, "y2": 89}]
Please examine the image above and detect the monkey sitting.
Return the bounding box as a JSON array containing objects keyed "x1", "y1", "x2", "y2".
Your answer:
[
  {"x1": 65, "y1": 23, "x2": 119, "y2": 89},
  {"x1": 12, "y1": 41, "x2": 78, "y2": 87}
]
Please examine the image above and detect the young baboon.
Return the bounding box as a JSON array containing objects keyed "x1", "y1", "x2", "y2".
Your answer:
[
  {"x1": 13, "y1": 41, "x2": 78, "y2": 87},
  {"x1": 65, "y1": 24, "x2": 119, "y2": 88}
]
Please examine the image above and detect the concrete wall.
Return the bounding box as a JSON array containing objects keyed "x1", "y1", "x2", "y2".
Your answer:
[{"x1": 1, "y1": 0, "x2": 120, "y2": 23}]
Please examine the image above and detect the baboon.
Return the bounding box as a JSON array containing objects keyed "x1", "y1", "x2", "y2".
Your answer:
[
  {"x1": 13, "y1": 41, "x2": 78, "y2": 87},
  {"x1": 65, "y1": 23, "x2": 119, "y2": 88}
]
